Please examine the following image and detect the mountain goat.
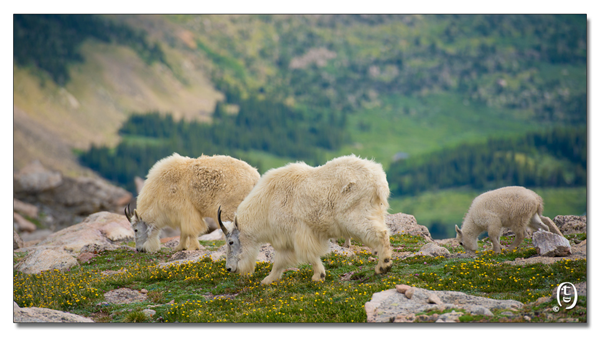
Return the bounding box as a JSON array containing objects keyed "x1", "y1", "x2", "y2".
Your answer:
[
  {"x1": 125, "y1": 153, "x2": 260, "y2": 253},
  {"x1": 455, "y1": 186, "x2": 563, "y2": 253},
  {"x1": 217, "y1": 154, "x2": 393, "y2": 284}
]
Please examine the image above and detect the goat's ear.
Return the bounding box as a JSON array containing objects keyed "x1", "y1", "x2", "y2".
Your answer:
[
  {"x1": 455, "y1": 224, "x2": 462, "y2": 235},
  {"x1": 233, "y1": 216, "x2": 239, "y2": 229}
]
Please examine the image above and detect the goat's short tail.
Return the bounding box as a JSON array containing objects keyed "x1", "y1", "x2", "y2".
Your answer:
[{"x1": 375, "y1": 180, "x2": 390, "y2": 212}]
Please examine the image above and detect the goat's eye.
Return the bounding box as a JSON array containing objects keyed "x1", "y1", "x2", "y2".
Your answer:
[
  {"x1": 459, "y1": 242, "x2": 463, "y2": 246},
  {"x1": 134, "y1": 229, "x2": 138, "y2": 232},
  {"x1": 229, "y1": 241, "x2": 234, "y2": 245}
]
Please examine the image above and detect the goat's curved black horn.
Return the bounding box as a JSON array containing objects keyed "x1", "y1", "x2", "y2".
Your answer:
[
  {"x1": 217, "y1": 206, "x2": 229, "y2": 236},
  {"x1": 124, "y1": 204, "x2": 132, "y2": 223}
]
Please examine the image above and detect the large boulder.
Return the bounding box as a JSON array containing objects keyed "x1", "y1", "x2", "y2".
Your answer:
[
  {"x1": 13, "y1": 160, "x2": 62, "y2": 193},
  {"x1": 14, "y1": 302, "x2": 94, "y2": 323},
  {"x1": 553, "y1": 215, "x2": 586, "y2": 235},
  {"x1": 14, "y1": 212, "x2": 134, "y2": 274},
  {"x1": 14, "y1": 198, "x2": 39, "y2": 218},
  {"x1": 14, "y1": 248, "x2": 79, "y2": 274},
  {"x1": 16, "y1": 212, "x2": 134, "y2": 254},
  {"x1": 386, "y1": 213, "x2": 432, "y2": 241},
  {"x1": 14, "y1": 212, "x2": 37, "y2": 232},
  {"x1": 14, "y1": 160, "x2": 132, "y2": 230},
  {"x1": 365, "y1": 287, "x2": 522, "y2": 322},
  {"x1": 533, "y1": 230, "x2": 571, "y2": 257}
]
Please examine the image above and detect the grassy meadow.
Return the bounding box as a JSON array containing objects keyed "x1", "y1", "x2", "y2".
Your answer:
[{"x1": 13, "y1": 234, "x2": 586, "y2": 323}]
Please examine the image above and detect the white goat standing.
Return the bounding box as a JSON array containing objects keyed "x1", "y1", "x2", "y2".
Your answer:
[
  {"x1": 455, "y1": 186, "x2": 563, "y2": 253},
  {"x1": 218, "y1": 154, "x2": 393, "y2": 284},
  {"x1": 125, "y1": 153, "x2": 260, "y2": 252}
]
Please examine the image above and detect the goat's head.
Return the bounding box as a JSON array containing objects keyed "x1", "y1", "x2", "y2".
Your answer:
[
  {"x1": 455, "y1": 224, "x2": 477, "y2": 252},
  {"x1": 125, "y1": 204, "x2": 152, "y2": 252},
  {"x1": 218, "y1": 206, "x2": 242, "y2": 273}
]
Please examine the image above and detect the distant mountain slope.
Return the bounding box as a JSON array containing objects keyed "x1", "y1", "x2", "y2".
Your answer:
[
  {"x1": 13, "y1": 14, "x2": 586, "y2": 179},
  {"x1": 13, "y1": 25, "x2": 222, "y2": 175}
]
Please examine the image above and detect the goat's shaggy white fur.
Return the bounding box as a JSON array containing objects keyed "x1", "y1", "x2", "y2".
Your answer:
[
  {"x1": 221, "y1": 154, "x2": 392, "y2": 284},
  {"x1": 131, "y1": 153, "x2": 260, "y2": 252},
  {"x1": 455, "y1": 186, "x2": 563, "y2": 253}
]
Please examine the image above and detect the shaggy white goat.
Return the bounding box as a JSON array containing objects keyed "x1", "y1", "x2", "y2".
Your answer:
[
  {"x1": 218, "y1": 154, "x2": 393, "y2": 284},
  {"x1": 125, "y1": 153, "x2": 260, "y2": 252},
  {"x1": 455, "y1": 186, "x2": 563, "y2": 253}
]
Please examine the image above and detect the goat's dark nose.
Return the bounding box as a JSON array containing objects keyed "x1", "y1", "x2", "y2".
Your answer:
[{"x1": 227, "y1": 268, "x2": 232, "y2": 272}]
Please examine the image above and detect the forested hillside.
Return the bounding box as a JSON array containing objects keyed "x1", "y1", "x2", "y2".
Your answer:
[{"x1": 14, "y1": 14, "x2": 587, "y2": 236}]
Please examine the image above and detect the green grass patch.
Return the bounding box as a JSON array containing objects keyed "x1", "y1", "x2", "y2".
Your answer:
[
  {"x1": 14, "y1": 232, "x2": 586, "y2": 323},
  {"x1": 333, "y1": 92, "x2": 542, "y2": 170}
]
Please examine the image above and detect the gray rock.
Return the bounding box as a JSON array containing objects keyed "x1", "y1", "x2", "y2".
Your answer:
[
  {"x1": 365, "y1": 287, "x2": 522, "y2": 323},
  {"x1": 14, "y1": 302, "x2": 94, "y2": 322},
  {"x1": 14, "y1": 199, "x2": 39, "y2": 218},
  {"x1": 14, "y1": 212, "x2": 37, "y2": 232},
  {"x1": 14, "y1": 212, "x2": 134, "y2": 274},
  {"x1": 471, "y1": 306, "x2": 493, "y2": 316},
  {"x1": 142, "y1": 309, "x2": 156, "y2": 317},
  {"x1": 386, "y1": 213, "x2": 432, "y2": 241},
  {"x1": 436, "y1": 310, "x2": 464, "y2": 323},
  {"x1": 427, "y1": 293, "x2": 443, "y2": 305},
  {"x1": 14, "y1": 248, "x2": 79, "y2": 274},
  {"x1": 553, "y1": 215, "x2": 586, "y2": 235},
  {"x1": 15, "y1": 211, "x2": 133, "y2": 255},
  {"x1": 15, "y1": 161, "x2": 132, "y2": 230},
  {"x1": 414, "y1": 242, "x2": 451, "y2": 258},
  {"x1": 104, "y1": 288, "x2": 147, "y2": 304},
  {"x1": 14, "y1": 231, "x2": 24, "y2": 250},
  {"x1": 533, "y1": 230, "x2": 571, "y2": 257},
  {"x1": 14, "y1": 160, "x2": 62, "y2": 193},
  {"x1": 20, "y1": 229, "x2": 53, "y2": 243}
]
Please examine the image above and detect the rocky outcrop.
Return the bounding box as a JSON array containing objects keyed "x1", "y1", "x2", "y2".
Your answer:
[
  {"x1": 14, "y1": 160, "x2": 132, "y2": 230},
  {"x1": 533, "y1": 230, "x2": 571, "y2": 257},
  {"x1": 386, "y1": 213, "x2": 432, "y2": 241},
  {"x1": 14, "y1": 160, "x2": 62, "y2": 193},
  {"x1": 13, "y1": 212, "x2": 37, "y2": 233},
  {"x1": 14, "y1": 302, "x2": 94, "y2": 323},
  {"x1": 553, "y1": 215, "x2": 586, "y2": 235},
  {"x1": 14, "y1": 249, "x2": 79, "y2": 274},
  {"x1": 365, "y1": 286, "x2": 522, "y2": 323},
  {"x1": 14, "y1": 212, "x2": 134, "y2": 274},
  {"x1": 14, "y1": 199, "x2": 39, "y2": 218},
  {"x1": 16, "y1": 212, "x2": 133, "y2": 254},
  {"x1": 14, "y1": 231, "x2": 24, "y2": 250}
]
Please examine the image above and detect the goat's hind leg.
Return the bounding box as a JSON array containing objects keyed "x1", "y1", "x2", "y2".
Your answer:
[
  {"x1": 355, "y1": 223, "x2": 392, "y2": 274},
  {"x1": 529, "y1": 213, "x2": 549, "y2": 233},
  {"x1": 507, "y1": 229, "x2": 525, "y2": 252}
]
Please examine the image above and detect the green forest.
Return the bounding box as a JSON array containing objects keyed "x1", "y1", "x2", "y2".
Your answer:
[
  {"x1": 387, "y1": 126, "x2": 586, "y2": 195},
  {"x1": 14, "y1": 14, "x2": 586, "y2": 237},
  {"x1": 13, "y1": 14, "x2": 165, "y2": 85}
]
